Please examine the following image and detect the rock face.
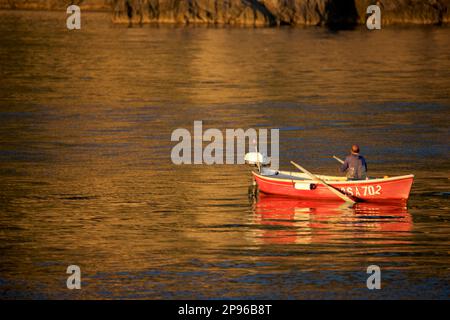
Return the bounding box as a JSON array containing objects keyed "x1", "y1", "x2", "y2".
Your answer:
[
  {"x1": 110, "y1": 0, "x2": 357, "y2": 26},
  {"x1": 371, "y1": 0, "x2": 449, "y2": 25},
  {"x1": 1, "y1": 0, "x2": 449, "y2": 26},
  {"x1": 112, "y1": 0, "x2": 450, "y2": 26},
  {"x1": 0, "y1": 0, "x2": 111, "y2": 10}
]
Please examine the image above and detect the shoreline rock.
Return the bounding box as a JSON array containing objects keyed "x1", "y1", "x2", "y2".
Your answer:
[
  {"x1": 1, "y1": 0, "x2": 449, "y2": 26},
  {"x1": 0, "y1": 1, "x2": 112, "y2": 11}
]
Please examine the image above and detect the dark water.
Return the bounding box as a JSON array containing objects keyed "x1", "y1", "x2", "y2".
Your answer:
[{"x1": 0, "y1": 11, "x2": 449, "y2": 299}]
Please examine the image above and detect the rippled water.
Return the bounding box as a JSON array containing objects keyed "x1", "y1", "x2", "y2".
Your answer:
[{"x1": 0, "y1": 11, "x2": 449, "y2": 299}]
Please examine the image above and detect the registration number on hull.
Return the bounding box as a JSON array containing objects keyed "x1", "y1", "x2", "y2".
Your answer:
[{"x1": 339, "y1": 185, "x2": 382, "y2": 197}]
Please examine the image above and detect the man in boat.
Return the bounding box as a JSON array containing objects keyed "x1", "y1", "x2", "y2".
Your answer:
[{"x1": 341, "y1": 145, "x2": 367, "y2": 180}]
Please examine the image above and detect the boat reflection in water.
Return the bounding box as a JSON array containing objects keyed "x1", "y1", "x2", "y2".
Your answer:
[{"x1": 252, "y1": 193, "x2": 413, "y2": 245}]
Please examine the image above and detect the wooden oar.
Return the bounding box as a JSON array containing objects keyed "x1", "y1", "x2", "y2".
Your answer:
[
  {"x1": 333, "y1": 155, "x2": 344, "y2": 164},
  {"x1": 290, "y1": 161, "x2": 356, "y2": 204}
]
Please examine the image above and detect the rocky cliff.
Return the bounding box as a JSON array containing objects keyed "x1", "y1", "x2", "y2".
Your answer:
[
  {"x1": 112, "y1": 0, "x2": 450, "y2": 26},
  {"x1": 1, "y1": 0, "x2": 449, "y2": 26},
  {"x1": 0, "y1": 0, "x2": 111, "y2": 10}
]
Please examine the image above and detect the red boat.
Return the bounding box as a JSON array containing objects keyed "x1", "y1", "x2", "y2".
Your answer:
[{"x1": 253, "y1": 168, "x2": 414, "y2": 204}]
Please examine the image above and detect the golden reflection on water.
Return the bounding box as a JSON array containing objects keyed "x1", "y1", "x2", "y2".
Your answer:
[
  {"x1": 253, "y1": 195, "x2": 412, "y2": 245},
  {"x1": 0, "y1": 11, "x2": 449, "y2": 299}
]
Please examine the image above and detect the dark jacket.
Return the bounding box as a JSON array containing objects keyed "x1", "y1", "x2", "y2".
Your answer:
[{"x1": 341, "y1": 153, "x2": 367, "y2": 180}]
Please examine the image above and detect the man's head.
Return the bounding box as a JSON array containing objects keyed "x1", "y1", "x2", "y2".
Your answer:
[{"x1": 351, "y1": 144, "x2": 360, "y2": 154}]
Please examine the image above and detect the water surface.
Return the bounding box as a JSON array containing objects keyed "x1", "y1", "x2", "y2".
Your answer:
[{"x1": 0, "y1": 11, "x2": 449, "y2": 299}]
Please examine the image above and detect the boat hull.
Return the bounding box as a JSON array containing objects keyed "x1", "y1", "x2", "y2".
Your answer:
[{"x1": 253, "y1": 171, "x2": 414, "y2": 203}]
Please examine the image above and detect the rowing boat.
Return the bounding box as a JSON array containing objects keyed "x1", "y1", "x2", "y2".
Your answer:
[{"x1": 252, "y1": 168, "x2": 414, "y2": 204}]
